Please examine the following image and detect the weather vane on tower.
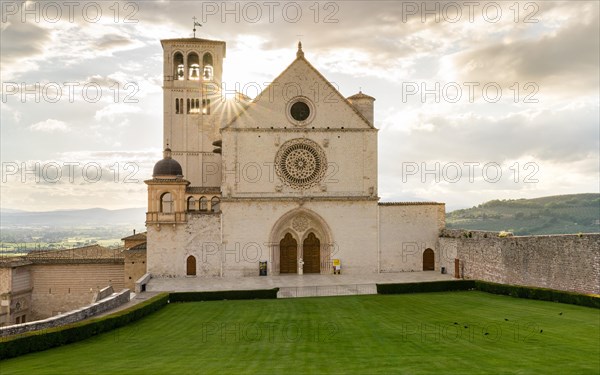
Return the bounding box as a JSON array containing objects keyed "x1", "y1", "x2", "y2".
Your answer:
[{"x1": 193, "y1": 16, "x2": 202, "y2": 38}]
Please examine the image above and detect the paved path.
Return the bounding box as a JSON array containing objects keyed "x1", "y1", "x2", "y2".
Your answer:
[
  {"x1": 85, "y1": 272, "x2": 455, "y2": 319},
  {"x1": 147, "y1": 272, "x2": 455, "y2": 293}
]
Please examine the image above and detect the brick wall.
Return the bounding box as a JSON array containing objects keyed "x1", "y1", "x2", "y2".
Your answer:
[{"x1": 439, "y1": 231, "x2": 600, "y2": 294}]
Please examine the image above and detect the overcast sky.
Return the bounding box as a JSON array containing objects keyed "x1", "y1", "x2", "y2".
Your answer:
[{"x1": 1, "y1": 0, "x2": 598, "y2": 212}]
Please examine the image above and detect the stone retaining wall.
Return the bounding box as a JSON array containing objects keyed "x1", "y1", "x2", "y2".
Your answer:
[
  {"x1": 0, "y1": 289, "x2": 131, "y2": 337},
  {"x1": 439, "y1": 231, "x2": 599, "y2": 294}
]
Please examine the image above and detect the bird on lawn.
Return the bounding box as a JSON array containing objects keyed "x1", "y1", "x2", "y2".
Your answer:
[
  {"x1": 540, "y1": 329, "x2": 543, "y2": 333},
  {"x1": 504, "y1": 318, "x2": 509, "y2": 321},
  {"x1": 484, "y1": 332, "x2": 489, "y2": 336},
  {"x1": 464, "y1": 325, "x2": 468, "y2": 329},
  {"x1": 559, "y1": 312, "x2": 563, "y2": 315}
]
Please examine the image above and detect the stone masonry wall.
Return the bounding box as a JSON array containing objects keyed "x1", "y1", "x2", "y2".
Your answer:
[
  {"x1": 0, "y1": 289, "x2": 130, "y2": 337},
  {"x1": 30, "y1": 263, "x2": 125, "y2": 319},
  {"x1": 438, "y1": 231, "x2": 600, "y2": 294}
]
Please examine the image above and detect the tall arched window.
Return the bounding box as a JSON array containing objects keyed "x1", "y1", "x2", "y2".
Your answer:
[
  {"x1": 188, "y1": 53, "x2": 200, "y2": 80},
  {"x1": 203, "y1": 53, "x2": 214, "y2": 80},
  {"x1": 160, "y1": 192, "x2": 173, "y2": 213},
  {"x1": 174, "y1": 52, "x2": 184, "y2": 80},
  {"x1": 199, "y1": 196, "x2": 208, "y2": 211},
  {"x1": 211, "y1": 197, "x2": 220, "y2": 212},
  {"x1": 187, "y1": 197, "x2": 196, "y2": 211}
]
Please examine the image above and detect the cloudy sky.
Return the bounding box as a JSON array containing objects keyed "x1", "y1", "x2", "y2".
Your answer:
[{"x1": 1, "y1": 0, "x2": 598, "y2": 212}]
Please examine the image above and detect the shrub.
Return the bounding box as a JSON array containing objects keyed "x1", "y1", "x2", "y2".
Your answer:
[
  {"x1": 0, "y1": 293, "x2": 169, "y2": 360},
  {"x1": 474, "y1": 281, "x2": 599, "y2": 309},
  {"x1": 377, "y1": 280, "x2": 475, "y2": 294}
]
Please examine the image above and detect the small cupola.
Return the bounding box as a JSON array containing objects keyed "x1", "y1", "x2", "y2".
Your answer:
[
  {"x1": 347, "y1": 91, "x2": 376, "y2": 126},
  {"x1": 152, "y1": 148, "x2": 183, "y2": 178}
]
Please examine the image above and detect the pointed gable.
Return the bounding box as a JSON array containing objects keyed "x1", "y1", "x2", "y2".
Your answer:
[{"x1": 225, "y1": 53, "x2": 374, "y2": 130}]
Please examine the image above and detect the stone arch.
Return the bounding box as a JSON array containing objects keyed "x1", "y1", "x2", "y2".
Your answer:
[
  {"x1": 160, "y1": 192, "x2": 173, "y2": 213},
  {"x1": 269, "y1": 208, "x2": 333, "y2": 275},
  {"x1": 173, "y1": 51, "x2": 184, "y2": 80}
]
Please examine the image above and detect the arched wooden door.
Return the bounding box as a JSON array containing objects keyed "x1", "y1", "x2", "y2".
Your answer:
[
  {"x1": 280, "y1": 233, "x2": 297, "y2": 274},
  {"x1": 423, "y1": 249, "x2": 435, "y2": 271},
  {"x1": 303, "y1": 232, "x2": 321, "y2": 274},
  {"x1": 186, "y1": 255, "x2": 197, "y2": 276}
]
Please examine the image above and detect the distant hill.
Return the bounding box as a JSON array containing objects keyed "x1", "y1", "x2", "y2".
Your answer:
[
  {"x1": 0, "y1": 207, "x2": 146, "y2": 227},
  {"x1": 446, "y1": 194, "x2": 600, "y2": 235}
]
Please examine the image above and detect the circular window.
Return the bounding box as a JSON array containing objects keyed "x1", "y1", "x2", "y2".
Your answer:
[
  {"x1": 290, "y1": 102, "x2": 310, "y2": 121},
  {"x1": 286, "y1": 97, "x2": 315, "y2": 126},
  {"x1": 275, "y1": 138, "x2": 327, "y2": 189}
]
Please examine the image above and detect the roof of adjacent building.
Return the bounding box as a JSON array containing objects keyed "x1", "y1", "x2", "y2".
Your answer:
[
  {"x1": 0, "y1": 257, "x2": 32, "y2": 268},
  {"x1": 186, "y1": 187, "x2": 221, "y2": 194},
  {"x1": 125, "y1": 243, "x2": 147, "y2": 252},
  {"x1": 25, "y1": 245, "x2": 124, "y2": 262},
  {"x1": 121, "y1": 232, "x2": 147, "y2": 241},
  {"x1": 378, "y1": 202, "x2": 445, "y2": 206},
  {"x1": 347, "y1": 91, "x2": 376, "y2": 101},
  {"x1": 161, "y1": 37, "x2": 225, "y2": 44}
]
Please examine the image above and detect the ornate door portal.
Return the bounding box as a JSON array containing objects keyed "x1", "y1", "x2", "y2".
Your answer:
[
  {"x1": 303, "y1": 232, "x2": 321, "y2": 273},
  {"x1": 280, "y1": 233, "x2": 297, "y2": 274},
  {"x1": 279, "y1": 232, "x2": 322, "y2": 274}
]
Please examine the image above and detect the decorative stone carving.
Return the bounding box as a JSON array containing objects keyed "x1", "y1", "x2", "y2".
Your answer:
[
  {"x1": 275, "y1": 138, "x2": 327, "y2": 189},
  {"x1": 292, "y1": 215, "x2": 310, "y2": 232}
]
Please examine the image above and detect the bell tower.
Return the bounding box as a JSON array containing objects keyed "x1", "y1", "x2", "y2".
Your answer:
[{"x1": 160, "y1": 36, "x2": 226, "y2": 187}]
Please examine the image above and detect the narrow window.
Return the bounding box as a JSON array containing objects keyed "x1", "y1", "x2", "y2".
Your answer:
[
  {"x1": 211, "y1": 197, "x2": 220, "y2": 212},
  {"x1": 161, "y1": 192, "x2": 174, "y2": 213},
  {"x1": 202, "y1": 99, "x2": 211, "y2": 115}
]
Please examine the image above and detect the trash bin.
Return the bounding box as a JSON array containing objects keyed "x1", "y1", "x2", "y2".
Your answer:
[{"x1": 441, "y1": 266, "x2": 446, "y2": 274}]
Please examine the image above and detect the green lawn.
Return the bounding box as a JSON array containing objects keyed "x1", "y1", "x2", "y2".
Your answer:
[{"x1": 2, "y1": 291, "x2": 599, "y2": 374}]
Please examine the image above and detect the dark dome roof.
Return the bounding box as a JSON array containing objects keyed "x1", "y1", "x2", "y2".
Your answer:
[{"x1": 153, "y1": 148, "x2": 183, "y2": 177}]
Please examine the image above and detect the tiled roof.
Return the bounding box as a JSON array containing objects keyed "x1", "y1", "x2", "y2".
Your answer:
[
  {"x1": 121, "y1": 232, "x2": 147, "y2": 241},
  {"x1": 186, "y1": 187, "x2": 221, "y2": 194},
  {"x1": 378, "y1": 202, "x2": 445, "y2": 206},
  {"x1": 347, "y1": 91, "x2": 375, "y2": 101},
  {"x1": 25, "y1": 245, "x2": 124, "y2": 260},
  {"x1": 125, "y1": 243, "x2": 147, "y2": 251}
]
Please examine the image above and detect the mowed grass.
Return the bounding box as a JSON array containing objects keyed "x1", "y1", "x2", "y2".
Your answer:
[{"x1": 2, "y1": 291, "x2": 599, "y2": 374}]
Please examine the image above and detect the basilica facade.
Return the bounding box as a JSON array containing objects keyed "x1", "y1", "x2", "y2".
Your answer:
[{"x1": 145, "y1": 36, "x2": 445, "y2": 278}]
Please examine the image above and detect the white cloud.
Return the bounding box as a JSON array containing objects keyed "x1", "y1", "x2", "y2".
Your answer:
[{"x1": 28, "y1": 119, "x2": 69, "y2": 132}]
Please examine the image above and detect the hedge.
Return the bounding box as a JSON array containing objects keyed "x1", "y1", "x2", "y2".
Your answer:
[
  {"x1": 169, "y1": 288, "x2": 279, "y2": 302},
  {"x1": 0, "y1": 293, "x2": 169, "y2": 360},
  {"x1": 377, "y1": 280, "x2": 476, "y2": 294},
  {"x1": 376, "y1": 280, "x2": 599, "y2": 309},
  {"x1": 474, "y1": 281, "x2": 600, "y2": 309}
]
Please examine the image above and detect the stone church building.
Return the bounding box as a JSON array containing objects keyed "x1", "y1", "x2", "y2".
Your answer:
[{"x1": 145, "y1": 36, "x2": 445, "y2": 279}]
